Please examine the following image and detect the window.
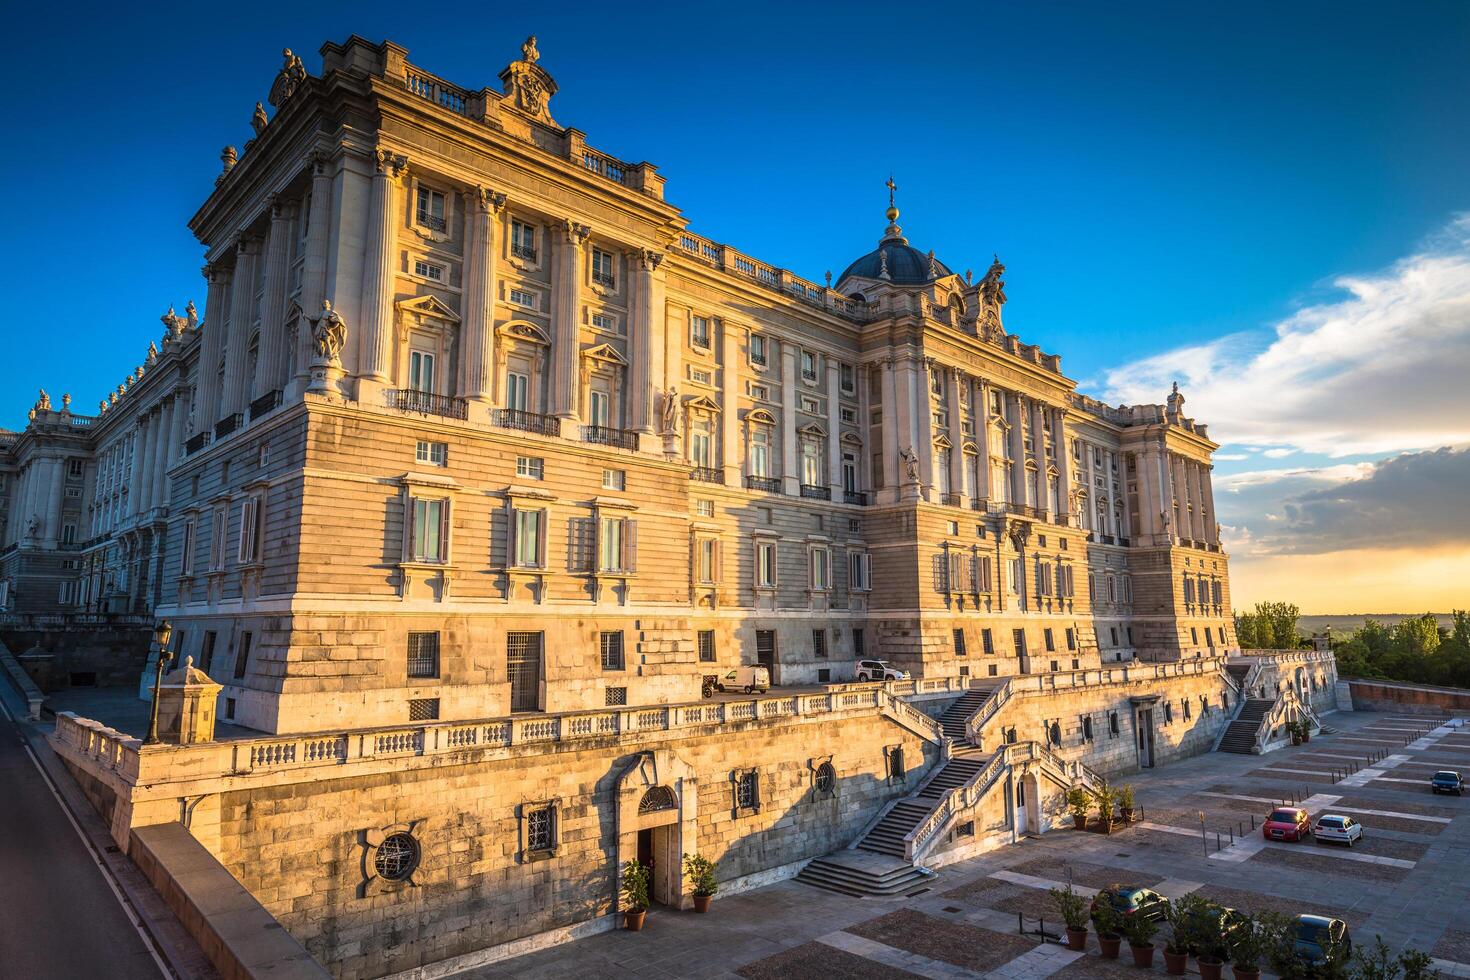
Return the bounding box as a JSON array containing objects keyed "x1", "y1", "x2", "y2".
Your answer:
[
  {"x1": 801, "y1": 440, "x2": 822, "y2": 486},
  {"x1": 233, "y1": 631, "x2": 253, "y2": 679},
  {"x1": 526, "y1": 806, "x2": 556, "y2": 852},
  {"x1": 840, "y1": 363, "x2": 855, "y2": 394},
  {"x1": 1183, "y1": 698, "x2": 1193, "y2": 720},
  {"x1": 509, "y1": 288, "x2": 537, "y2": 309},
  {"x1": 800, "y1": 350, "x2": 817, "y2": 382},
  {"x1": 510, "y1": 219, "x2": 536, "y2": 260},
  {"x1": 698, "y1": 630, "x2": 716, "y2": 662},
  {"x1": 200, "y1": 631, "x2": 217, "y2": 674},
  {"x1": 408, "y1": 697, "x2": 440, "y2": 721},
  {"x1": 413, "y1": 259, "x2": 444, "y2": 281},
  {"x1": 605, "y1": 686, "x2": 627, "y2": 706},
  {"x1": 735, "y1": 771, "x2": 760, "y2": 811},
  {"x1": 506, "y1": 371, "x2": 529, "y2": 411},
  {"x1": 516, "y1": 456, "x2": 544, "y2": 480},
  {"x1": 598, "y1": 517, "x2": 636, "y2": 573},
  {"x1": 750, "y1": 383, "x2": 770, "y2": 401},
  {"x1": 696, "y1": 537, "x2": 720, "y2": 584},
  {"x1": 511, "y1": 508, "x2": 545, "y2": 568},
  {"x1": 799, "y1": 395, "x2": 820, "y2": 414},
  {"x1": 407, "y1": 632, "x2": 440, "y2": 678},
  {"x1": 750, "y1": 427, "x2": 772, "y2": 477},
  {"x1": 814, "y1": 761, "x2": 836, "y2": 795},
  {"x1": 755, "y1": 539, "x2": 777, "y2": 588},
  {"x1": 1190, "y1": 627, "x2": 1199, "y2": 644},
  {"x1": 68, "y1": 459, "x2": 84, "y2": 479},
  {"x1": 416, "y1": 440, "x2": 447, "y2": 466},
  {"x1": 749, "y1": 333, "x2": 768, "y2": 366},
  {"x1": 407, "y1": 496, "x2": 449, "y2": 563},
  {"x1": 953, "y1": 629, "x2": 967, "y2": 656},
  {"x1": 840, "y1": 407, "x2": 857, "y2": 424},
  {"x1": 695, "y1": 499, "x2": 714, "y2": 518},
  {"x1": 588, "y1": 389, "x2": 610, "y2": 428},
  {"x1": 180, "y1": 519, "x2": 196, "y2": 576},
  {"x1": 1012, "y1": 628, "x2": 1027, "y2": 655},
  {"x1": 590, "y1": 311, "x2": 617, "y2": 332},
  {"x1": 61, "y1": 523, "x2": 76, "y2": 545},
  {"x1": 602, "y1": 469, "x2": 625, "y2": 490},
  {"x1": 1164, "y1": 702, "x2": 1173, "y2": 724},
  {"x1": 848, "y1": 551, "x2": 871, "y2": 592},
  {"x1": 1083, "y1": 717, "x2": 1094, "y2": 742},
  {"x1": 237, "y1": 495, "x2": 264, "y2": 564},
  {"x1": 1109, "y1": 712, "x2": 1120, "y2": 737},
  {"x1": 591, "y1": 248, "x2": 615, "y2": 287},
  {"x1": 600, "y1": 631, "x2": 625, "y2": 670},
  {"x1": 690, "y1": 315, "x2": 711, "y2": 348},
  {"x1": 887, "y1": 746, "x2": 906, "y2": 782},
  {"x1": 415, "y1": 187, "x2": 445, "y2": 230},
  {"x1": 375, "y1": 832, "x2": 421, "y2": 881},
  {"x1": 853, "y1": 628, "x2": 865, "y2": 658},
  {"x1": 812, "y1": 629, "x2": 828, "y2": 658},
  {"x1": 808, "y1": 546, "x2": 830, "y2": 591},
  {"x1": 409, "y1": 350, "x2": 436, "y2": 393},
  {"x1": 690, "y1": 420, "x2": 712, "y2": 468}
]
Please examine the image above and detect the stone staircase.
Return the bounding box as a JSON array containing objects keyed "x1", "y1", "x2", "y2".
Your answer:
[
  {"x1": 1217, "y1": 698, "x2": 1275, "y2": 754},
  {"x1": 794, "y1": 850, "x2": 935, "y2": 897},
  {"x1": 937, "y1": 688, "x2": 994, "y2": 741},
  {"x1": 851, "y1": 799, "x2": 940, "y2": 859},
  {"x1": 1226, "y1": 662, "x2": 1251, "y2": 688}
]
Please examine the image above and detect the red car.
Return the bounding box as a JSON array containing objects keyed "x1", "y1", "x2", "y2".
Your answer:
[{"x1": 1263, "y1": 807, "x2": 1311, "y2": 842}]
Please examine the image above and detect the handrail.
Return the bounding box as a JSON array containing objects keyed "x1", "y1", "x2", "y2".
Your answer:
[
  {"x1": 877, "y1": 689, "x2": 945, "y2": 745},
  {"x1": 966, "y1": 678, "x2": 1014, "y2": 747}
]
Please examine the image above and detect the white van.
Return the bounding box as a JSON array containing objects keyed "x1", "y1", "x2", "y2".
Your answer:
[{"x1": 715, "y1": 665, "x2": 771, "y2": 694}]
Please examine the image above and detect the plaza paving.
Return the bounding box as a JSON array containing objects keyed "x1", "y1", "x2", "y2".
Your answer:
[{"x1": 465, "y1": 709, "x2": 1470, "y2": 979}]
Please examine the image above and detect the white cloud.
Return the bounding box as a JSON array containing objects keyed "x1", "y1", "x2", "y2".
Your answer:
[
  {"x1": 1098, "y1": 215, "x2": 1470, "y2": 458},
  {"x1": 1262, "y1": 448, "x2": 1296, "y2": 459},
  {"x1": 1214, "y1": 453, "x2": 1249, "y2": 461}
]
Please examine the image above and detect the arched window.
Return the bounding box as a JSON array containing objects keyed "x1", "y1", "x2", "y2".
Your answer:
[
  {"x1": 638, "y1": 785, "x2": 677, "y2": 814},
  {"x1": 814, "y1": 761, "x2": 836, "y2": 795}
]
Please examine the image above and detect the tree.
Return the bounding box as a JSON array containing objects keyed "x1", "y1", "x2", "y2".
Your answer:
[
  {"x1": 1235, "y1": 610, "x2": 1265, "y2": 649},
  {"x1": 1393, "y1": 614, "x2": 1441, "y2": 656},
  {"x1": 1255, "y1": 602, "x2": 1301, "y2": 649}
]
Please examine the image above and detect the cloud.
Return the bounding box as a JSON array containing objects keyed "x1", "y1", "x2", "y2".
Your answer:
[
  {"x1": 1215, "y1": 447, "x2": 1470, "y2": 556},
  {"x1": 1098, "y1": 215, "x2": 1470, "y2": 457},
  {"x1": 1214, "y1": 453, "x2": 1250, "y2": 461},
  {"x1": 1262, "y1": 448, "x2": 1296, "y2": 459}
]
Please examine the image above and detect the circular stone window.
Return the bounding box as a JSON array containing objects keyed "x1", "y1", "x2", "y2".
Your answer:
[
  {"x1": 374, "y1": 832, "x2": 420, "y2": 881},
  {"x1": 815, "y1": 761, "x2": 836, "y2": 794}
]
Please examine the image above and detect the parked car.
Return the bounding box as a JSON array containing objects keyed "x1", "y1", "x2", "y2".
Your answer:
[
  {"x1": 1431, "y1": 771, "x2": 1465, "y2": 795},
  {"x1": 1292, "y1": 914, "x2": 1352, "y2": 965},
  {"x1": 855, "y1": 659, "x2": 910, "y2": 682},
  {"x1": 714, "y1": 665, "x2": 770, "y2": 694},
  {"x1": 1262, "y1": 807, "x2": 1312, "y2": 842},
  {"x1": 1089, "y1": 885, "x2": 1170, "y2": 924},
  {"x1": 1312, "y1": 814, "x2": 1364, "y2": 846},
  {"x1": 1185, "y1": 902, "x2": 1249, "y2": 960}
]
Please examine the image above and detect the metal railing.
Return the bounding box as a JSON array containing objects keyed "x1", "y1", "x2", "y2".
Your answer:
[
  {"x1": 249, "y1": 389, "x2": 282, "y2": 421},
  {"x1": 844, "y1": 491, "x2": 868, "y2": 506},
  {"x1": 799, "y1": 484, "x2": 831, "y2": 500},
  {"x1": 690, "y1": 467, "x2": 724, "y2": 484},
  {"x1": 386, "y1": 390, "x2": 468, "y2": 420},
  {"x1": 746, "y1": 475, "x2": 781, "y2": 493},
  {"x1": 184, "y1": 431, "x2": 210, "y2": 455},
  {"x1": 491, "y1": 409, "x2": 559, "y2": 437},
  {"x1": 581, "y1": 425, "x2": 638, "y2": 450},
  {"x1": 214, "y1": 413, "x2": 243, "y2": 439},
  {"x1": 591, "y1": 271, "x2": 615, "y2": 288},
  {"x1": 510, "y1": 243, "x2": 537, "y2": 261},
  {"x1": 415, "y1": 209, "x2": 447, "y2": 231}
]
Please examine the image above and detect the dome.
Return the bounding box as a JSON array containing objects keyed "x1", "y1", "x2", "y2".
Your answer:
[{"x1": 836, "y1": 195, "x2": 952, "y2": 288}]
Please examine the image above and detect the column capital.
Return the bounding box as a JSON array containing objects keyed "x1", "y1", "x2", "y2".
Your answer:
[
  {"x1": 202, "y1": 262, "x2": 231, "y2": 284},
  {"x1": 471, "y1": 185, "x2": 508, "y2": 213},
  {"x1": 307, "y1": 148, "x2": 334, "y2": 176},
  {"x1": 635, "y1": 247, "x2": 665, "y2": 272},
  {"x1": 234, "y1": 233, "x2": 262, "y2": 256},
  {"x1": 373, "y1": 148, "x2": 410, "y2": 179},
  {"x1": 563, "y1": 220, "x2": 592, "y2": 245},
  {"x1": 267, "y1": 194, "x2": 298, "y2": 222}
]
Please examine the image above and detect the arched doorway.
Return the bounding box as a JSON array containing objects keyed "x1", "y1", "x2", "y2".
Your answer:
[
  {"x1": 636, "y1": 786, "x2": 679, "y2": 906},
  {"x1": 615, "y1": 751, "x2": 699, "y2": 910}
]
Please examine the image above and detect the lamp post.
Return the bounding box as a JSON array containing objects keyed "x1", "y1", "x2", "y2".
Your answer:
[{"x1": 143, "y1": 619, "x2": 174, "y2": 745}]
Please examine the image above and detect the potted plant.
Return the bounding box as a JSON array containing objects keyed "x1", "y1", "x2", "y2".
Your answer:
[
  {"x1": 1300, "y1": 720, "x2": 1311, "y2": 743},
  {"x1": 1124, "y1": 907, "x2": 1159, "y2": 968},
  {"x1": 682, "y1": 853, "x2": 717, "y2": 913},
  {"x1": 1093, "y1": 892, "x2": 1123, "y2": 959},
  {"x1": 1163, "y1": 896, "x2": 1200, "y2": 975},
  {"x1": 1066, "y1": 786, "x2": 1090, "y2": 830},
  {"x1": 1118, "y1": 784, "x2": 1137, "y2": 823},
  {"x1": 1094, "y1": 785, "x2": 1119, "y2": 833},
  {"x1": 1228, "y1": 911, "x2": 1264, "y2": 980},
  {"x1": 1191, "y1": 901, "x2": 1226, "y2": 980},
  {"x1": 1290, "y1": 721, "x2": 1302, "y2": 746},
  {"x1": 621, "y1": 859, "x2": 650, "y2": 931},
  {"x1": 1049, "y1": 884, "x2": 1090, "y2": 951}
]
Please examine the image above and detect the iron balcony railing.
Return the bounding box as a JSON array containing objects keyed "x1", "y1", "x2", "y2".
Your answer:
[
  {"x1": 799, "y1": 484, "x2": 831, "y2": 500},
  {"x1": 941, "y1": 492, "x2": 962, "y2": 507},
  {"x1": 185, "y1": 431, "x2": 211, "y2": 456},
  {"x1": 844, "y1": 491, "x2": 868, "y2": 506},
  {"x1": 387, "y1": 390, "x2": 468, "y2": 420},
  {"x1": 214, "y1": 413, "x2": 243, "y2": 439},
  {"x1": 249, "y1": 389, "x2": 282, "y2": 421},
  {"x1": 416, "y1": 210, "x2": 446, "y2": 231},
  {"x1": 1100, "y1": 534, "x2": 1116, "y2": 545},
  {"x1": 510, "y1": 243, "x2": 537, "y2": 261},
  {"x1": 746, "y1": 475, "x2": 780, "y2": 493},
  {"x1": 591, "y1": 270, "x2": 616, "y2": 288},
  {"x1": 690, "y1": 467, "x2": 724, "y2": 484},
  {"x1": 490, "y1": 409, "x2": 560, "y2": 437},
  {"x1": 581, "y1": 425, "x2": 638, "y2": 450}
]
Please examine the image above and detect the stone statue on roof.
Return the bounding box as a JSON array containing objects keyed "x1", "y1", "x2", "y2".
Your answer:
[
  {"x1": 269, "y1": 48, "x2": 308, "y2": 107},
  {"x1": 252, "y1": 101, "x2": 269, "y2": 136},
  {"x1": 500, "y1": 35, "x2": 558, "y2": 126}
]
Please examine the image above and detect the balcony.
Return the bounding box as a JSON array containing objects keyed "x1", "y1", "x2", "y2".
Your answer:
[
  {"x1": 1119, "y1": 537, "x2": 1132, "y2": 548},
  {"x1": 184, "y1": 431, "x2": 211, "y2": 456},
  {"x1": 591, "y1": 270, "x2": 616, "y2": 288},
  {"x1": 249, "y1": 389, "x2": 282, "y2": 421},
  {"x1": 416, "y1": 209, "x2": 446, "y2": 232},
  {"x1": 581, "y1": 424, "x2": 638, "y2": 450},
  {"x1": 970, "y1": 497, "x2": 990, "y2": 512},
  {"x1": 1100, "y1": 534, "x2": 1116, "y2": 545},
  {"x1": 387, "y1": 390, "x2": 468, "y2": 420},
  {"x1": 214, "y1": 413, "x2": 243, "y2": 439},
  {"x1": 990, "y1": 501, "x2": 1042, "y2": 519},
  {"x1": 491, "y1": 409, "x2": 560, "y2": 437},
  {"x1": 746, "y1": 475, "x2": 781, "y2": 493},
  {"x1": 844, "y1": 490, "x2": 868, "y2": 506},
  {"x1": 690, "y1": 467, "x2": 724, "y2": 485},
  {"x1": 799, "y1": 484, "x2": 831, "y2": 500},
  {"x1": 941, "y1": 492, "x2": 962, "y2": 508},
  {"x1": 510, "y1": 243, "x2": 537, "y2": 261}
]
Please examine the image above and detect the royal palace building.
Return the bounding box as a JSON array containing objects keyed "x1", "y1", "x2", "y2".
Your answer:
[{"x1": 32, "y1": 35, "x2": 1342, "y2": 979}]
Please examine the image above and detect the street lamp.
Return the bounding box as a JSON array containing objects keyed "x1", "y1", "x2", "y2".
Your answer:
[{"x1": 143, "y1": 619, "x2": 174, "y2": 745}]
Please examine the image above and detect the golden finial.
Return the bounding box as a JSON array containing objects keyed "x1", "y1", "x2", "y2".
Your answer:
[{"x1": 885, "y1": 174, "x2": 899, "y2": 222}]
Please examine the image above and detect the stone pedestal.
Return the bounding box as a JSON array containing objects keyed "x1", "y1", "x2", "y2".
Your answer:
[
  {"x1": 17, "y1": 643, "x2": 57, "y2": 690},
  {"x1": 156, "y1": 657, "x2": 224, "y2": 744}
]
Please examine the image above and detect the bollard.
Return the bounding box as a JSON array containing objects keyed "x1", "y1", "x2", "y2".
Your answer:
[
  {"x1": 1250, "y1": 814, "x2": 1255, "y2": 830},
  {"x1": 1229, "y1": 826, "x2": 1234, "y2": 843},
  {"x1": 1216, "y1": 832, "x2": 1221, "y2": 851}
]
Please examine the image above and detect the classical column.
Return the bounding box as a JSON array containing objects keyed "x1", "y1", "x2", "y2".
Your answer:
[
  {"x1": 973, "y1": 378, "x2": 992, "y2": 504},
  {"x1": 129, "y1": 420, "x2": 150, "y2": 517},
  {"x1": 357, "y1": 148, "x2": 408, "y2": 397},
  {"x1": 44, "y1": 458, "x2": 65, "y2": 548},
  {"x1": 632, "y1": 249, "x2": 666, "y2": 440},
  {"x1": 221, "y1": 235, "x2": 260, "y2": 421},
  {"x1": 252, "y1": 198, "x2": 295, "y2": 406},
  {"x1": 825, "y1": 359, "x2": 843, "y2": 498},
  {"x1": 1104, "y1": 450, "x2": 1119, "y2": 538},
  {"x1": 1031, "y1": 401, "x2": 1050, "y2": 520},
  {"x1": 151, "y1": 397, "x2": 174, "y2": 509},
  {"x1": 910, "y1": 357, "x2": 935, "y2": 498},
  {"x1": 1172, "y1": 454, "x2": 1190, "y2": 541},
  {"x1": 780, "y1": 342, "x2": 799, "y2": 494},
  {"x1": 879, "y1": 358, "x2": 899, "y2": 500},
  {"x1": 21, "y1": 463, "x2": 40, "y2": 542},
  {"x1": 460, "y1": 187, "x2": 504, "y2": 415},
  {"x1": 1052, "y1": 408, "x2": 1071, "y2": 525},
  {"x1": 553, "y1": 220, "x2": 589, "y2": 423},
  {"x1": 1202, "y1": 463, "x2": 1219, "y2": 544},
  {"x1": 857, "y1": 364, "x2": 873, "y2": 496},
  {"x1": 945, "y1": 367, "x2": 965, "y2": 505},
  {"x1": 724, "y1": 322, "x2": 744, "y2": 486},
  {"x1": 196, "y1": 264, "x2": 231, "y2": 434},
  {"x1": 1006, "y1": 392, "x2": 1026, "y2": 505},
  {"x1": 293, "y1": 152, "x2": 335, "y2": 397}
]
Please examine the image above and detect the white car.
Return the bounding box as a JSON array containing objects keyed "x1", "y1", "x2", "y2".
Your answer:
[
  {"x1": 855, "y1": 659, "x2": 909, "y2": 682},
  {"x1": 1312, "y1": 814, "x2": 1363, "y2": 847},
  {"x1": 715, "y1": 665, "x2": 770, "y2": 694}
]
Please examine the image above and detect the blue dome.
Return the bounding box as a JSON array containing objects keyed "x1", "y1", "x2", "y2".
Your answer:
[{"x1": 838, "y1": 239, "x2": 952, "y2": 286}]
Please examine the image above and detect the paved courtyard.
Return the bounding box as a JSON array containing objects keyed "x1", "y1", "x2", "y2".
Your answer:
[{"x1": 465, "y1": 709, "x2": 1470, "y2": 979}]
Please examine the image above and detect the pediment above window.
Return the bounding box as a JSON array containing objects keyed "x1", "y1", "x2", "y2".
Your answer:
[
  {"x1": 797, "y1": 421, "x2": 827, "y2": 438},
  {"x1": 745, "y1": 408, "x2": 778, "y2": 426},
  {"x1": 396, "y1": 294, "x2": 462, "y2": 326},
  {"x1": 684, "y1": 394, "x2": 722, "y2": 415},
  {"x1": 580, "y1": 342, "x2": 627, "y2": 366},
  {"x1": 497, "y1": 319, "x2": 551, "y2": 345}
]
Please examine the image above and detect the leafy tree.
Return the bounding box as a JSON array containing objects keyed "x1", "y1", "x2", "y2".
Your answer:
[
  {"x1": 1332, "y1": 610, "x2": 1470, "y2": 690},
  {"x1": 1393, "y1": 614, "x2": 1442, "y2": 656},
  {"x1": 1256, "y1": 601, "x2": 1301, "y2": 649}
]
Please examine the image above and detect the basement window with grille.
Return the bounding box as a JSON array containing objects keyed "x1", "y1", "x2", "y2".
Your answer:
[
  {"x1": 408, "y1": 698, "x2": 440, "y2": 721},
  {"x1": 605, "y1": 686, "x2": 627, "y2": 706}
]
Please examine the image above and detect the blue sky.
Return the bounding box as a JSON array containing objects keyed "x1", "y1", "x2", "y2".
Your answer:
[{"x1": 2, "y1": 1, "x2": 1467, "y2": 610}]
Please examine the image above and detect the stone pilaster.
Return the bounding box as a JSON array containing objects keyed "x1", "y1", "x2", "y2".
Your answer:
[
  {"x1": 879, "y1": 358, "x2": 899, "y2": 502},
  {"x1": 631, "y1": 249, "x2": 665, "y2": 442},
  {"x1": 44, "y1": 458, "x2": 65, "y2": 548},
  {"x1": 1105, "y1": 450, "x2": 1119, "y2": 538},
  {"x1": 780, "y1": 343, "x2": 798, "y2": 495},
  {"x1": 825, "y1": 359, "x2": 843, "y2": 498},
  {"x1": 973, "y1": 378, "x2": 992, "y2": 504},
  {"x1": 196, "y1": 264, "x2": 231, "y2": 433},
  {"x1": 724, "y1": 322, "x2": 744, "y2": 485},
  {"x1": 945, "y1": 367, "x2": 965, "y2": 505},
  {"x1": 1006, "y1": 392, "x2": 1026, "y2": 505},
  {"x1": 293, "y1": 152, "x2": 335, "y2": 398},
  {"x1": 152, "y1": 397, "x2": 174, "y2": 509},
  {"x1": 357, "y1": 148, "x2": 408, "y2": 399},
  {"x1": 553, "y1": 220, "x2": 589, "y2": 423},
  {"x1": 222, "y1": 235, "x2": 260, "y2": 421},
  {"x1": 1030, "y1": 400, "x2": 1049, "y2": 519},
  {"x1": 913, "y1": 358, "x2": 935, "y2": 500},
  {"x1": 253, "y1": 198, "x2": 296, "y2": 403},
  {"x1": 1052, "y1": 408, "x2": 1070, "y2": 525},
  {"x1": 461, "y1": 186, "x2": 505, "y2": 415},
  {"x1": 1202, "y1": 463, "x2": 1219, "y2": 544}
]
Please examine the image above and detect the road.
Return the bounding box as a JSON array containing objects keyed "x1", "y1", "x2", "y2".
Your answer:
[{"x1": 0, "y1": 695, "x2": 167, "y2": 979}]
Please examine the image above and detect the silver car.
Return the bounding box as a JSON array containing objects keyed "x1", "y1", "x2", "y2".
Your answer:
[
  {"x1": 855, "y1": 659, "x2": 909, "y2": 682},
  {"x1": 1311, "y1": 814, "x2": 1363, "y2": 847}
]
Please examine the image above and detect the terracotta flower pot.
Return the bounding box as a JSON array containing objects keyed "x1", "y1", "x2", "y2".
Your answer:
[
  {"x1": 1199, "y1": 956, "x2": 1224, "y2": 980},
  {"x1": 1065, "y1": 927, "x2": 1087, "y2": 951},
  {"x1": 1302, "y1": 731, "x2": 1311, "y2": 743},
  {"x1": 1164, "y1": 948, "x2": 1189, "y2": 974},
  {"x1": 1074, "y1": 814, "x2": 1088, "y2": 830},
  {"x1": 693, "y1": 894, "x2": 712, "y2": 913},
  {"x1": 1098, "y1": 935, "x2": 1122, "y2": 959},
  {"x1": 1233, "y1": 967, "x2": 1261, "y2": 980},
  {"x1": 1291, "y1": 735, "x2": 1301, "y2": 746},
  {"x1": 623, "y1": 909, "x2": 647, "y2": 931},
  {"x1": 1130, "y1": 943, "x2": 1156, "y2": 968},
  {"x1": 1120, "y1": 807, "x2": 1136, "y2": 824}
]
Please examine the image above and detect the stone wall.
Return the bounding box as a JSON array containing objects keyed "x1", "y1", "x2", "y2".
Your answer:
[
  {"x1": 1, "y1": 622, "x2": 152, "y2": 690},
  {"x1": 1346, "y1": 679, "x2": 1469, "y2": 715}
]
